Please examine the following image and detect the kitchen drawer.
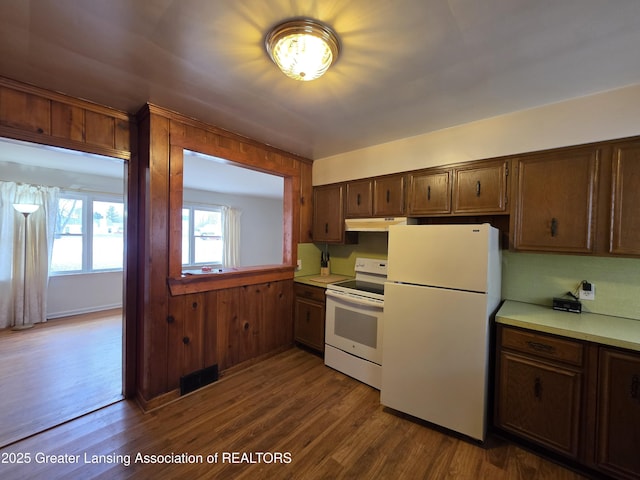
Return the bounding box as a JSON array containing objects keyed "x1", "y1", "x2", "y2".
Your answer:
[
  {"x1": 500, "y1": 326, "x2": 584, "y2": 366},
  {"x1": 294, "y1": 283, "x2": 326, "y2": 303}
]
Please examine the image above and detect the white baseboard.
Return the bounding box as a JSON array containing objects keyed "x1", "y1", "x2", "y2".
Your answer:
[{"x1": 46, "y1": 303, "x2": 123, "y2": 320}]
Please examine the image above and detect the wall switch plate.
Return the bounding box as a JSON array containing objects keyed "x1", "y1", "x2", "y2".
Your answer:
[
  {"x1": 296, "y1": 259, "x2": 302, "y2": 271},
  {"x1": 579, "y1": 282, "x2": 595, "y2": 300}
]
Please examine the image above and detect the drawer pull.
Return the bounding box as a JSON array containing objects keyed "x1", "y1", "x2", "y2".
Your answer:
[
  {"x1": 476, "y1": 180, "x2": 481, "y2": 197},
  {"x1": 386, "y1": 189, "x2": 390, "y2": 203},
  {"x1": 527, "y1": 341, "x2": 556, "y2": 354},
  {"x1": 632, "y1": 374, "x2": 640, "y2": 401},
  {"x1": 534, "y1": 377, "x2": 543, "y2": 399},
  {"x1": 357, "y1": 193, "x2": 361, "y2": 205},
  {"x1": 550, "y1": 217, "x2": 558, "y2": 237},
  {"x1": 427, "y1": 185, "x2": 431, "y2": 201}
]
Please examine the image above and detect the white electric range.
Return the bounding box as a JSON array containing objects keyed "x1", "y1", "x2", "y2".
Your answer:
[{"x1": 324, "y1": 257, "x2": 387, "y2": 389}]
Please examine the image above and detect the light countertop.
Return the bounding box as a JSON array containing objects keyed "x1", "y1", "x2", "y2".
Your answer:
[
  {"x1": 294, "y1": 274, "x2": 353, "y2": 288},
  {"x1": 496, "y1": 300, "x2": 640, "y2": 352}
]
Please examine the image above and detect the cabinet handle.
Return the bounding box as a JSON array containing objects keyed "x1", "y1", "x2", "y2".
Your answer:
[
  {"x1": 191, "y1": 301, "x2": 198, "y2": 309},
  {"x1": 325, "y1": 222, "x2": 329, "y2": 234},
  {"x1": 182, "y1": 336, "x2": 190, "y2": 345},
  {"x1": 166, "y1": 315, "x2": 175, "y2": 324},
  {"x1": 357, "y1": 193, "x2": 361, "y2": 206},
  {"x1": 476, "y1": 180, "x2": 481, "y2": 197},
  {"x1": 526, "y1": 341, "x2": 556, "y2": 354},
  {"x1": 427, "y1": 185, "x2": 431, "y2": 201},
  {"x1": 534, "y1": 377, "x2": 543, "y2": 400},
  {"x1": 632, "y1": 374, "x2": 640, "y2": 401},
  {"x1": 386, "y1": 189, "x2": 390, "y2": 203},
  {"x1": 550, "y1": 218, "x2": 558, "y2": 237}
]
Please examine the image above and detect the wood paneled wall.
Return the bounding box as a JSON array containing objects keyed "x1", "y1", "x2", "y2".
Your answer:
[
  {"x1": 0, "y1": 77, "x2": 132, "y2": 159},
  {"x1": 135, "y1": 104, "x2": 312, "y2": 409},
  {"x1": 0, "y1": 77, "x2": 314, "y2": 410}
]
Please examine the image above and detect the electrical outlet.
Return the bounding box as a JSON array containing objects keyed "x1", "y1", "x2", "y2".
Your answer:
[
  {"x1": 579, "y1": 282, "x2": 595, "y2": 301},
  {"x1": 296, "y1": 259, "x2": 302, "y2": 271}
]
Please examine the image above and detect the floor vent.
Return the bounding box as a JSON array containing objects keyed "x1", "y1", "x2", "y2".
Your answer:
[{"x1": 180, "y1": 364, "x2": 219, "y2": 396}]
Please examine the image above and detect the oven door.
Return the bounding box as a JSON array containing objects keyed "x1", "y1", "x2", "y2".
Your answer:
[{"x1": 325, "y1": 289, "x2": 384, "y2": 365}]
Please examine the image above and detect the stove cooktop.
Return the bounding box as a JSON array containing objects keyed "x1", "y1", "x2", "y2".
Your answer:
[{"x1": 328, "y1": 279, "x2": 385, "y2": 296}]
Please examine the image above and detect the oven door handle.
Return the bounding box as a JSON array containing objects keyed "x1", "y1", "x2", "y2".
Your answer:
[{"x1": 325, "y1": 289, "x2": 383, "y2": 308}]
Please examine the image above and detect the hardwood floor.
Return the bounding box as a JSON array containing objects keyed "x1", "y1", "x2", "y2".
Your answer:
[
  {"x1": 0, "y1": 310, "x2": 123, "y2": 447},
  {"x1": 0, "y1": 347, "x2": 586, "y2": 480}
]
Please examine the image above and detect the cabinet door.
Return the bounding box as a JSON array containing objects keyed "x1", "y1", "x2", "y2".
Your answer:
[
  {"x1": 497, "y1": 351, "x2": 582, "y2": 458},
  {"x1": 514, "y1": 147, "x2": 599, "y2": 253},
  {"x1": 610, "y1": 142, "x2": 640, "y2": 256},
  {"x1": 313, "y1": 184, "x2": 345, "y2": 243},
  {"x1": 346, "y1": 179, "x2": 373, "y2": 217},
  {"x1": 373, "y1": 175, "x2": 405, "y2": 216},
  {"x1": 408, "y1": 170, "x2": 451, "y2": 215},
  {"x1": 294, "y1": 297, "x2": 325, "y2": 351},
  {"x1": 595, "y1": 348, "x2": 640, "y2": 479},
  {"x1": 453, "y1": 160, "x2": 508, "y2": 214}
]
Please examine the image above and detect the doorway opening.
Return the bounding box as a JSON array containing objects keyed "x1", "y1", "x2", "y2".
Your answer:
[{"x1": 0, "y1": 138, "x2": 125, "y2": 447}]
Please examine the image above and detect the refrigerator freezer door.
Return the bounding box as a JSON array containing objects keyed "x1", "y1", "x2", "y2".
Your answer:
[
  {"x1": 387, "y1": 224, "x2": 498, "y2": 293},
  {"x1": 381, "y1": 282, "x2": 490, "y2": 441}
]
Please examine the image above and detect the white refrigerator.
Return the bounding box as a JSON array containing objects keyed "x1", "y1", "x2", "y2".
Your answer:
[{"x1": 380, "y1": 224, "x2": 501, "y2": 442}]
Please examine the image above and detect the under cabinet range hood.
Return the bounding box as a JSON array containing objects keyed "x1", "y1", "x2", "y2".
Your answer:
[{"x1": 344, "y1": 217, "x2": 415, "y2": 232}]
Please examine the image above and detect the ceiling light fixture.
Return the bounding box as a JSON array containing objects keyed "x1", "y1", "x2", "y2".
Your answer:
[{"x1": 265, "y1": 18, "x2": 340, "y2": 81}]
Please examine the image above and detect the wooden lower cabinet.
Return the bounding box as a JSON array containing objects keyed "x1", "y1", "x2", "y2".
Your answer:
[
  {"x1": 498, "y1": 352, "x2": 582, "y2": 457},
  {"x1": 496, "y1": 325, "x2": 640, "y2": 480},
  {"x1": 595, "y1": 348, "x2": 640, "y2": 480},
  {"x1": 496, "y1": 327, "x2": 583, "y2": 458},
  {"x1": 294, "y1": 283, "x2": 326, "y2": 352}
]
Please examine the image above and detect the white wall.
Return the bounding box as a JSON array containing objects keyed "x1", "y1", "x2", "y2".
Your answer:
[
  {"x1": 184, "y1": 188, "x2": 284, "y2": 266},
  {"x1": 47, "y1": 271, "x2": 122, "y2": 319},
  {"x1": 313, "y1": 83, "x2": 640, "y2": 185}
]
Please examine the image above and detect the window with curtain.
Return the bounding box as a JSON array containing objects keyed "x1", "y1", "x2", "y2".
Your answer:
[
  {"x1": 182, "y1": 205, "x2": 223, "y2": 266},
  {"x1": 50, "y1": 192, "x2": 124, "y2": 274}
]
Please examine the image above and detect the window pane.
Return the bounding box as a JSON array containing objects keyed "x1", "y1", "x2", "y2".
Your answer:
[
  {"x1": 182, "y1": 208, "x2": 190, "y2": 265},
  {"x1": 92, "y1": 201, "x2": 124, "y2": 270},
  {"x1": 194, "y1": 209, "x2": 222, "y2": 264},
  {"x1": 51, "y1": 198, "x2": 83, "y2": 272}
]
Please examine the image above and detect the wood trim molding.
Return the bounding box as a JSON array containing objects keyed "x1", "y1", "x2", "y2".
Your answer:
[{"x1": 167, "y1": 265, "x2": 295, "y2": 295}]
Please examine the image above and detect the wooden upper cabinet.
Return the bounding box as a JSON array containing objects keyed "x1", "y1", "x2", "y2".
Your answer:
[
  {"x1": 373, "y1": 174, "x2": 405, "y2": 216},
  {"x1": 610, "y1": 142, "x2": 640, "y2": 256},
  {"x1": 346, "y1": 179, "x2": 373, "y2": 217},
  {"x1": 408, "y1": 169, "x2": 451, "y2": 215},
  {"x1": 453, "y1": 160, "x2": 509, "y2": 214},
  {"x1": 313, "y1": 183, "x2": 346, "y2": 243},
  {"x1": 513, "y1": 147, "x2": 600, "y2": 253}
]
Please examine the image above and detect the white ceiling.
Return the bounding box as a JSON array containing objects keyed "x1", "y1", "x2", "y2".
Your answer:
[{"x1": 1, "y1": 0, "x2": 640, "y2": 161}]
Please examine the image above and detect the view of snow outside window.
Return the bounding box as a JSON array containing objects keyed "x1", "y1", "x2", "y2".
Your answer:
[
  {"x1": 182, "y1": 207, "x2": 223, "y2": 266},
  {"x1": 51, "y1": 196, "x2": 124, "y2": 273}
]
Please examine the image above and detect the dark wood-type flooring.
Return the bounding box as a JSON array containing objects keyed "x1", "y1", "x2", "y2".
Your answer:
[
  {"x1": 0, "y1": 310, "x2": 123, "y2": 448},
  {"x1": 0, "y1": 345, "x2": 586, "y2": 479}
]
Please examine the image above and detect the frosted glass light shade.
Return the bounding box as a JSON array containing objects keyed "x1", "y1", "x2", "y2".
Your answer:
[
  {"x1": 266, "y1": 18, "x2": 340, "y2": 81},
  {"x1": 13, "y1": 203, "x2": 40, "y2": 214}
]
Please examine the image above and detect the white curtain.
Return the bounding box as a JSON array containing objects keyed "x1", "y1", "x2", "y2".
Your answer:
[
  {"x1": 222, "y1": 206, "x2": 241, "y2": 268},
  {"x1": 0, "y1": 181, "x2": 59, "y2": 329}
]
